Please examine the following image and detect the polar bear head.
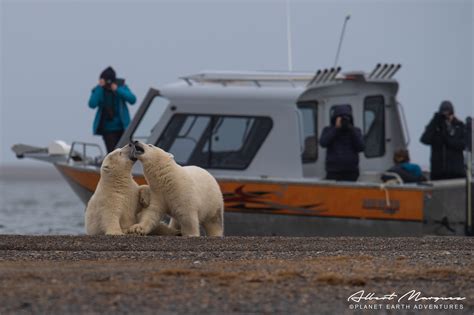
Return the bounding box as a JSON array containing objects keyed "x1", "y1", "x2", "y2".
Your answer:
[
  {"x1": 100, "y1": 144, "x2": 136, "y2": 179},
  {"x1": 129, "y1": 141, "x2": 175, "y2": 178}
]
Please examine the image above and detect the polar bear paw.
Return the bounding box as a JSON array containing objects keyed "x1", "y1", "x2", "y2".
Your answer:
[
  {"x1": 127, "y1": 224, "x2": 147, "y2": 236},
  {"x1": 105, "y1": 229, "x2": 125, "y2": 236}
]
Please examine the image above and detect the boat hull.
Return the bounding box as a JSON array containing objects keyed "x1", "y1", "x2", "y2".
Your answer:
[{"x1": 54, "y1": 163, "x2": 465, "y2": 236}]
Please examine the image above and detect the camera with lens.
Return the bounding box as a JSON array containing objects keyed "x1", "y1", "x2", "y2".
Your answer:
[
  {"x1": 434, "y1": 112, "x2": 450, "y2": 128},
  {"x1": 340, "y1": 115, "x2": 351, "y2": 130},
  {"x1": 103, "y1": 78, "x2": 114, "y2": 90},
  {"x1": 104, "y1": 78, "x2": 125, "y2": 90}
]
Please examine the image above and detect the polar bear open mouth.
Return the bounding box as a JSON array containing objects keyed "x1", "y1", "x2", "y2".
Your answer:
[{"x1": 129, "y1": 142, "x2": 145, "y2": 161}]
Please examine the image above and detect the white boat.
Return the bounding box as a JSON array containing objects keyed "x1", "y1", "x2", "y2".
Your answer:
[{"x1": 12, "y1": 63, "x2": 474, "y2": 236}]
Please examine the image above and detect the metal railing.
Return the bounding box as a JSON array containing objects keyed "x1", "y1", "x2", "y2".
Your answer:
[
  {"x1": 67, "y1": 141, "x2": 104, "y2": 166},
  {"x1": 180, "y1": 71, "x2": 313, "y2": 88}
]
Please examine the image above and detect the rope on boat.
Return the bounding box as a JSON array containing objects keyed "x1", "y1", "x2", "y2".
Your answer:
[{"x1": 379, "y1": 183, "x2": 391, "y2": 208}]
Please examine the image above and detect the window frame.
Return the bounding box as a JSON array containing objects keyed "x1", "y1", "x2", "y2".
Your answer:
[
  {"x1": 297, "y1": 102, "x2": 319, "y2": 163},
  {"x1": 120, "y1": 90, "x2": 172, "y2": 147},
  {"x1": 156, "y1": 113, "x2": 273, "y2": 170},
  {"x1": 363, "y1": 95, "x2": 386, "y2": 158}
]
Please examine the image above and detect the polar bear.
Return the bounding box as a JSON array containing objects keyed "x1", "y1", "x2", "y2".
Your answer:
[
  {"x1": 85, "y1": 144, "x2": 179, "y2": 236},
  {"x1": 127, "y1": 141, "x2": 224, "y2": 237}
]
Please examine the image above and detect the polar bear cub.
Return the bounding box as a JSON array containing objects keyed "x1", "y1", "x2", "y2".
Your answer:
[
  {"x1": 85, "y1": 144, "x2": 148, "y2": 235},
  {"x1": 127, "y1": 141, "x2": 224, "y2": 237},
  {"x1": 85, "y1": 144, "x2": 178, "y2": 236}
]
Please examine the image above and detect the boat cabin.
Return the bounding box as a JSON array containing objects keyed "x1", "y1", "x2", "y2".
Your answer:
[{"x1": 119, "y1": 63, "x2": 407, "y2": 181}]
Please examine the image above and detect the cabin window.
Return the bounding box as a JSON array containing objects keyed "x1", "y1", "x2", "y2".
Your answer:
[
  {"x1": 363, "y1": 95, "x2": 385, "y2": 157},
  {"x1": 132, "y1": 96, "x2": 170, "y2": 141},
  {"x1": 163, "y1": 115, "x2": 211, "y2": 165},
  {"x1": 157, "y1": 114, "x2": 273, "y2": 169},
  {"x1": 298, "y1": 102, "x2": 318, "y2": 163}
]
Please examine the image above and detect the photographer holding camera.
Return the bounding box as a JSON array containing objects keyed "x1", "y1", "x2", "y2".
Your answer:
[
  {"x1": 320, "y1": 105, "x2": 365, "y2": 181},
  {"x1": 420, "y1": 100, "x2": 466, "y2": 180},
  {"x1": 88, "y1": 66, "x2": 137, "y2": 153}
]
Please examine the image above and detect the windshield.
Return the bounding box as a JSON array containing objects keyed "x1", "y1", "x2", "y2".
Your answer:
[
  {"x1": 156, "y1": 114, "x2": 273, "y2": 169},
  {"x1": 132, "y1": 96, "x2": 170, "y2": 141}
]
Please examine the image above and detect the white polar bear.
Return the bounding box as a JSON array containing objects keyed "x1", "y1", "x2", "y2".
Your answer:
[
  {"x1": 127, "y1": 141, "x2": 224, "y2": 237},
  {"x1": 85, "y1": 144, "x2": 179, "y2": 236}
]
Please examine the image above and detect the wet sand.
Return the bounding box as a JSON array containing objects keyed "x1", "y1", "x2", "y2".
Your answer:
[{"x1": 0, "y1": 235, "x2": 473, "y2": 314}]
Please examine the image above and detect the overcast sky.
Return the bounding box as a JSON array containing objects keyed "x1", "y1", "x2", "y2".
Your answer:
[{"x1": 1, "y1": 0, "x2": 472, "y2": 167}]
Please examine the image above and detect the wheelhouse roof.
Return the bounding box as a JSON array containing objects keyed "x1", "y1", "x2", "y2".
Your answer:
[
  {"x1": 160, "y1": 80, "x2": 305, "y2": 105},
  {"x1": 159, "y1": 64, "x2": 401, "y2": 105}
]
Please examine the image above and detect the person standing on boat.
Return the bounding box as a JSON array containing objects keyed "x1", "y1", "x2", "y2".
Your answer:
[
  {"x1": 88, "y1": 66, "x2": 137, "y2": 153},
  {"x1": 420, "y1": 101, "x2": 465, "y2": 180},
  {"x1": 319, "y1": 105, "x2": 365, "y2": 181}
]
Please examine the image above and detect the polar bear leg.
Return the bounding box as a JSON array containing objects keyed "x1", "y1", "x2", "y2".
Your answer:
[
  {"x1": 127, "y1": 206, "x2": 162, "y2": 235},
  {"x1": 149, "y1": 222, "x2": 181, "y2": 236},
  {"x1": 104, "y1": 215, "x2": 125, "y2": 235},
  {"x1": 169, "y1": 217, "x2": 181, "y2": 230},
  {"x1": 138, "y1": 185, "x2": 151, "y2": 208},
  {"x1": 203, "y1": 210, "x2": 224, "y2": 237},
  {"x1": 177, "y1": 213, "x2": 200, "y2": 237}
]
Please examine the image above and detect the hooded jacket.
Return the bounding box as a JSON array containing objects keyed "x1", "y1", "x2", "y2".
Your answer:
[
  {"x1": 319, "y1": 105, "x2": 365, "y2": 173},
  {"x1": 420, "y1": 113, "x2": 465, "y2": 179},
  {"x1": 88, "y1": 84, "x2": 137, "y2": 135}
]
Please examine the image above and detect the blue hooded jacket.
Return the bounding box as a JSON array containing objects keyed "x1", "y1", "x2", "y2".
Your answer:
[
  {"x1": 319, "y1": 105, "x2": 365, "y2": 173},
  {"x1": 88, "y1": 85, "x2": 137, "y2": 135}
]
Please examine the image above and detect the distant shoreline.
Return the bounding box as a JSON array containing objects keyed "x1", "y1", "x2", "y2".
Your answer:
[{"x1": 0, "y1": 165, "x2": 62, "y2": 181}]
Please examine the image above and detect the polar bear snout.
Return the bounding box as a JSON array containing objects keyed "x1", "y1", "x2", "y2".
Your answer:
[
  {"x1": 134, "y1": 143, "x2": 145, "y2": 155},
  {"x1": 128, "y1": 141, "x2": 145, "y2": 161}
]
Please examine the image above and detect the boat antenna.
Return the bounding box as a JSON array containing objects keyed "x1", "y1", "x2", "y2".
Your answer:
[
  {"x1": 286, "y1": 0, "x2": 293, "y2": 72},
  {"x1": 333, "y1": 14, "x2": 351, "y2": 68}
]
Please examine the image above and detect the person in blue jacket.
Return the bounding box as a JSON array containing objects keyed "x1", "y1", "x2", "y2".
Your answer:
[
  {"x1": 88, "y1": 66, "x2": 137, "y2": 152},
  {"x1": 381, "y1": 149, "x2": 426, "y2": 183},
  {"x1": 319, "y1": 105, "x2": 365, "y2": 181}
]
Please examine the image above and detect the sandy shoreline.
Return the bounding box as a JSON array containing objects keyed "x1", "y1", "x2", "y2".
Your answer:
[{"x1": 0, "y1": 235, "x2": 473, "y2": 314}]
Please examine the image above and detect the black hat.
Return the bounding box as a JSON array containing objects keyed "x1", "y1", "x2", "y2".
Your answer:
[
  {"x1": 100, "y1": 66, "x2": 116, "y2": 83},
  {"x1": 439, "y1": 100, "x2": 454, "y2": 115}
]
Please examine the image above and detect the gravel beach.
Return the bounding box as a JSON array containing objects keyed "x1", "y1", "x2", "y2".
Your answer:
[{"x1": 0, "y1": 235, "x2": 473, "y2": 314}]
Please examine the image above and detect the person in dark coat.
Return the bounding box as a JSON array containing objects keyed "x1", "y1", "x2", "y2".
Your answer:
[
  {"x1": 381, "y1": 149, "x2": 426, "y2": 183},
  {"x1": 88, "y1": 66, "x2": 137, "y2": 153},
  {"x1": 319, "y1": 105, "x2": 365, "y2": 181},
  {"x1": 420, "y1": 100, "x2": 466, "y2": 180}
]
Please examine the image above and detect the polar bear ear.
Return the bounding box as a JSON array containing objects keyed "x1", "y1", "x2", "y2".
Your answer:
[{"x1": 168, "y1": 153, "x2": 174, "y2": 159}]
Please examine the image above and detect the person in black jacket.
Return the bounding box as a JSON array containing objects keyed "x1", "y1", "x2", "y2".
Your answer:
[
  {"x1": 420, "y1": 101, "x2": 466, "y2": 180},
  {"x1": 320, "y1": 105, "x2": 365, "y2": 181}
]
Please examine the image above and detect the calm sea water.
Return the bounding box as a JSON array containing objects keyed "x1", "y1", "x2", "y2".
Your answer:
[{"x1": 0, "y1": 178, "x2": 85, "y2": 235}]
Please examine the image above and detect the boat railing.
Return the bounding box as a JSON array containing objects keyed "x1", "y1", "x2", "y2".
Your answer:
[
  {"x1": 67, "y1": 141, "x2": 104, "y2": 166},
  {"x1": 179, "y1": 64, "x2": 400, "y2": 88},
  {"x1": 180, "y1": 71, "x2": 314, "y2": 88}
]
